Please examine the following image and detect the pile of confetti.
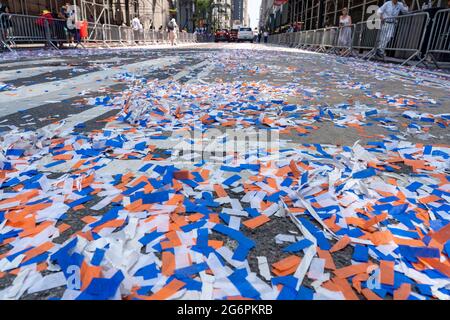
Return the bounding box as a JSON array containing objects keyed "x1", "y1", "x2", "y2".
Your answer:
[{"x1": 0, "y1": 48, "x2": 449, "y2": 300}]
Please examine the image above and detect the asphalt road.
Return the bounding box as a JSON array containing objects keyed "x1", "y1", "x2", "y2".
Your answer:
[{"x1": 0, "y1": 43, "x2": 449, "y2": 300}]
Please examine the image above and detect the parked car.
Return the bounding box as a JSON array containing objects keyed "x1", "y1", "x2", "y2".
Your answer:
[
  {"x1": 214, "y1": 29, "x2": 229, "y2": 42},
  {"x1": 229, "y1": 29, "x2": 239, "y2": 42},
  {"x1": 230, "y1": 29, "x2": 239, "y2": 42},
  {"x1": 237, "y1": 27, "x2": 253, "y2": 42}
]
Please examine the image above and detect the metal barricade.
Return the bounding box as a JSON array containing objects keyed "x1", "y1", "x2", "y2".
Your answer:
[
  {"x1": 287, "y1": 32, "x2": 295, "y2": 47},
  {"x1": 369, "y1": 12, "x2": 430, "y2": 65},
  {"x1": 351, "y1": 21, "x2": 379, "y2": 56},
  {"x1": 278, "y1": 33, "x2": 283, "y2": 45},
  {"x1": 103, "y1": 24, "x2": 122, "y2": 47},
  {"x1": 198, "y1": 33, "x2": 213, "y2": 43},
  {"x1": 197, "y1": 33, "x2": 206, "y2": 42},
  {"x1": 280, "y1": 33, "x2": 285, "y2": 45},
  {"x1": 332, "y1": 25, "x2": 354, "y2": 56},
  {"x1": 86, "y1": 22, "x2": 104, "y2": 44},
  {"x1": 119, "y1": 26, "x2": 135, "y2": 46},
  {"x1": 0, "y1": 13, "x2": 59, "y2": 50},
  {"x1": 157, "y1": 30, "x2": 167, "y2": 44},
  {"x1": 296, "y1": 31, "x2": 306, "y2": 48},
  {"x1": 303, "y1": 30, "x2": 315, "y2": 49},
  {"x1": 247, "y1": 14, "x2": 438, "y2": 69},
  {"x1": 283, "y1": 33, "x2": 289, "y2": 45},
  {"x1": 135, "y1": 30, "x2": 144, "y2": 45},
  {"x1": 267, "y1": 34, "x2": 274, "y2": 44},
  {"x1": 179, "y1": 32, "x2": 186, "y2": 43},
  {"x1": 279, "y1": 33, "x2": 286, "y2": 45},
  {"x1": 0, "y1": 13, "x2": 200, "y2": 51},
  {"x1": 312, "y1": 29, "x2": 324, "y2": 51},
  {"x1": 421, "y1": 8, "x2": 450, "y2": 68},
  {"x1": 269, "y1": 34, "x2": 276, "y2": 44},
  {"x1": 293, "y1": 32, "x2": 300, "y2": 47},
  {"x1": 150, "y1": 30, "x2": 157, "y2": 44},
  {"x1": 287, "y1": 33, "x2": 293, "y2": 46},
  {"x1": 275, "y1": 33, "x2": 281, "y2": 44},
  {"x1": 284, "y1": 33, "x2": 289, "y2": 46},
  {"x1": 142, "y1": 29, "x2": 155, "y2": 44},
  {"x1": 320, "y1": 27, "x2": 335, "y2": 52}
]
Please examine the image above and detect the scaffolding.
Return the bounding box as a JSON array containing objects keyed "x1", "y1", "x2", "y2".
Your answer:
[
  {"x1": 7, "y1": 0, "x2": 63, "y2": 15},
  {"x1": 79, "y1": 0, "x2": 111, "y2": 25},
  {"x1": 263, "y1": 0, "x2": 446, "y2": 31}
]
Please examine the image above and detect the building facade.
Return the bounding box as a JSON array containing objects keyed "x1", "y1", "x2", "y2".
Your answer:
[
  {"x1": 212, "y1": 0, "x2": 232, "y2": 29},
  {"x1": 259, "y1": 0, "x2": 447, "y2": 32},
  {"x1": 231, "y1": 0, "x2": 249, "y2": 26},
  {"x1": 259, "y1": 0, "x2": 274, "y2": 30},
  {"x1": 4, "y1": 0, "x2": 174, "y2": 29},
  {"x1": 177, "y1": 0, "x2": 195, "y2": 32}
]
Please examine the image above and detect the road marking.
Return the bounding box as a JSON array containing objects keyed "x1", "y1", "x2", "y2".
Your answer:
[
  {"x1": 0, "y1": 66, "x2": 73, "y2": 82},
  {"x1": 171, "y1": 60, "x2": 210, "y2": 80},
  {"x1": 0, "y1": 58, "x2": 66, "y2": 68},
  {"x1": 0, "y1": 56, "x2": 179, "y2": 115},
  {"x1": 34, "y1": 59, "x2": 213, "y2": 144},
  {"x1": 186, "y1": 60, "x2": 215, "y2": 84}
]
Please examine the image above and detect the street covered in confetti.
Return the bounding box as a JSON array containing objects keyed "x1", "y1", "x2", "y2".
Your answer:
[{"x1": 0, "y1": 42, "x2": 449, "y2": 300}]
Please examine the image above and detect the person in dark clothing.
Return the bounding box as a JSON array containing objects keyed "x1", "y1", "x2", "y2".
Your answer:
[
  {"x1": 37, "y1": 10, "x2": 54, "y2": 29},
  {"x1": 0, "y1": 0, "x2": 11, "y2": 47},
  {"x1": 0, "y1": 0, "x2": 9, "y2": 16},
  {"x1": 52, "y1": 10, "x2": 67, "y2": 48},
  {"x1": 36, "y1": 9, "x2": 54, "y2": 48},
  {"x1": 0, "y1": 1, "x2": 10, "y2": 51}
]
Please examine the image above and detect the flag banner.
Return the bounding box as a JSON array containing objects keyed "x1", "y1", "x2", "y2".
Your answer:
[{"x1": 273, "y1": 0, "x2": 288, "y2": 6}]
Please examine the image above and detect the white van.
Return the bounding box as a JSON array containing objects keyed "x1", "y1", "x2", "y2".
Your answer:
[{"x1": 237, "y1": 27, "x2": 253, "y2": 42}]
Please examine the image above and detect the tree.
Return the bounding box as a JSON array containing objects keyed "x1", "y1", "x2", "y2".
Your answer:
[
  {"x1": 194, "y1": 0, "x2": 212, "y2": 27},
  {"x1": 168, "y1": 0, "x2": 177, "y2": 18}
]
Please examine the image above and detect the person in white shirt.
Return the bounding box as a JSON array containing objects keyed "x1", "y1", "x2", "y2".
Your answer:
[
  {"x1": 66, "y1": 3, "x2": 81, "y2": 46},
  {"x1": 167, "y1": 18, "x2": 178, "y2": 46},
  {"x1": 131, "y1": 16, "x2": 141, "y2": 44},
  {"x1": 376, "y1": 0, "x2": 409, "y2": 57}
]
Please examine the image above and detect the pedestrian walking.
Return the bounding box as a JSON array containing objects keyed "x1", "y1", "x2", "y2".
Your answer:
[
  {"x1": 337, "y1": 8, "x2": 352, "y2": 48},
  {"x1": 52, "y1": 10, "x2": 67, "y2": 48},
  {"x1": 263, "y1": 31, "x2": 268, "y2": 43},
  {"x1": 376, "y1": 0, "x2": 408, "y2": 58},
  {"x1": 258, "y1": 31, "x2": 262, "y2": 43},
  {"x1": 132, "y1": 16, "x2": 142, "y2": 44},
  {"x1": 65, "y1": 2, "x2": 81, "y2": 47},
  {"x1": 167, "y1": 18, "x2": 178, "y2": 46}
]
